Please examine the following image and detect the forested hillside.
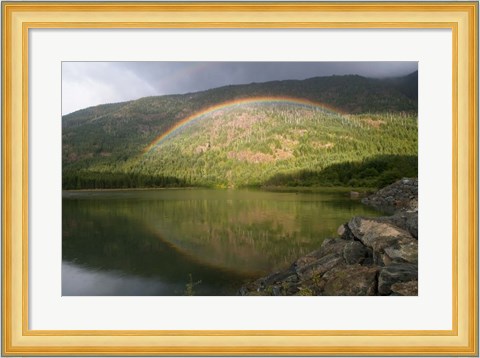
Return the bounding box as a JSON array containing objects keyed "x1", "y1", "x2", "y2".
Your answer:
[{"x1": 62, "y1": 72, "x2": 418, "y2": 189}]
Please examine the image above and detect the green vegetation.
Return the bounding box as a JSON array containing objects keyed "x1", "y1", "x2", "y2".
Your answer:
[
  {"x1": 63, "y1": 73, "x2": 418, "y2": 190},
  {"x1": 264, "y1": 154, "x2": 417, "y2": 189},
  {"x1": 134, "y1": 108, "x2": 417, "y2": 188},
  {"x1": 296, "y1": 287, "x2": 314, "y2": 296},
  {"x1": 62, "y1": 171, "x2": 188, "y2": 190}
]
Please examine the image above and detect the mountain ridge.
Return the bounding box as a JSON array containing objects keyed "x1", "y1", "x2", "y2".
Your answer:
[
  {"x1": 62, "y1": 72, "x2": 418, "y2": 189},
  {"x1": 63, "y1": 72, "x2": 418, "y2": 118}
]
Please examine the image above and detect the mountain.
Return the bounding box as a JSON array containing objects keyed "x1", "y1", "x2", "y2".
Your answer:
[
  {"x1": 62, "y1": 73, "x2": 418, "y2": 189},
  {"x1": 382, "y1": 70, "x2": 418, "y2": 100}
]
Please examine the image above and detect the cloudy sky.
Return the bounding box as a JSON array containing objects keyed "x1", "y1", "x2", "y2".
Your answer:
[{"x1": 62, "y1": 61, "x2": 418, "y2": 115}]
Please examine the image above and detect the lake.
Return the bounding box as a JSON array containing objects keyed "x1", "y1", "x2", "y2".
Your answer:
[{"x1": 62, "y1": 188, "x2": 382, "y2": 296}]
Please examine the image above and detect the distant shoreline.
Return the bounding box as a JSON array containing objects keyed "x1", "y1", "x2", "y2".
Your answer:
[
  {"x1": 260, "y1": 185, "x2": 375, "y2": 194},
  {"x1": 62, "y1": 185, "x2": 377, "y2": 195},
  {"x1": 62, "y1": 187, "x2": 199, "y2": 193}
]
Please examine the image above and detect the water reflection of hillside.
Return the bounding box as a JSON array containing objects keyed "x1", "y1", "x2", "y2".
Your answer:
[
  {"x1": 62, "y1": 201, "x2": 256, "y2": 295},
  {"x1": 62, "y1": 189, "x2": 382, "y2": 295}
]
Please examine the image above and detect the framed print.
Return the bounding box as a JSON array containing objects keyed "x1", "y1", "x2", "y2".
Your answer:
[{"x1": 2, "y1": 1, "x2": 478, "y2": 356}]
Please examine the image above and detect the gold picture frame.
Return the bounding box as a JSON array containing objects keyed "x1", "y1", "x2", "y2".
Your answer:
[{"x1": 2, "y1": 2, "x2": 478, "y2": 356}]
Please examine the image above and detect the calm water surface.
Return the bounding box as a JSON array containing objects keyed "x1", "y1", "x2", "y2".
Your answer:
[{"x1": 62, "y1": 189, "x2": 382, "y2": 296}]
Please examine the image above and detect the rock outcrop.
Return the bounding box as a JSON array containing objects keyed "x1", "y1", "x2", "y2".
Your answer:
[
  {"x1": 361, "y1": 177, "x2": 418, "y2": 213},
  {"x1": 239, "y1": 178, "x2": 418, "y2": 296}
]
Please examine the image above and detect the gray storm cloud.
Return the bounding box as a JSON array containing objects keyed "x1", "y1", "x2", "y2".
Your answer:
[{"x1": 62, "y1": 61, "x2": 418, "y2": 115}]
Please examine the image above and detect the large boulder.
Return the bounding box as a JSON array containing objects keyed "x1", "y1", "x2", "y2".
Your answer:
[
  {"x1": 347, "y1": 217, "x2": 417, "y2": 265},
  {"x1": 296, "y1": 253, "x2": 345, "y2": 280},
  {"x1": 378, "y1": 263, "x2": 418, "y2": 295},
  {"x1": 337, "y1": 223, "x2": 357, "y2": 240},
  {"x1": 320, "y1": 265, "x2": 380, "y2": 296},
  {"x1": 361, "y1": 178, "x2": 418, "y2": 213},
  {"x1": 293, "y1": 238, "x2": 349, "y2": 269},
  {"x1": 353, "y1": 212, "x2": 418, "y2": 240},
  {"x1": 348, "y1": 217, "x2": 408, "y2": 243},
  {"x1": 383, "y1": 237, "x2": 418, "y2": 264},
  {"x1": 343, "y1": 241, "x2": 372, "y2": 265},
  {"x1": 387, "y1": 211, "x2": 418, "y2": 239}
]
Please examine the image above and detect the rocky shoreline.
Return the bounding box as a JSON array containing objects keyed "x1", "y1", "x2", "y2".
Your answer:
[{"x1": 239, "y1": 178, "x2": 418, "y2": 296}]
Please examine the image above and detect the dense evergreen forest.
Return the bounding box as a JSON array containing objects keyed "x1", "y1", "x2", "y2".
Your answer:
[{"x1": 62, "y1": 72, "x2": 418, "y2": 190}]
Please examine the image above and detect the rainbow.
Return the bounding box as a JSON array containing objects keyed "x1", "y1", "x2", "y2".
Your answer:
[{"x1": 144, "y1": 96, "x2": 343, "y2": 153}]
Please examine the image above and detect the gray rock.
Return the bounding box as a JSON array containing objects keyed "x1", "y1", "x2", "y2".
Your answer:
[
  {"x1": 358, "y1": 212, "x2": 418, "y2": 240},
  {"x1": 361, "y1": 178, "x2": 418, "y2": 213},
  {"x1": 343, "y1": 241, "x2": 370, "y2": 264},
  {"x1": 390, "y1": 280, "x2": 418, "y2": 296},
  {"x1": 367, "y1": 234, "x2": 418, "y2": 265},
  {"x1": 347, "y1": 216, "x2": 371, "y2": 240},
  {"x1": 258, "y1": 269, "x2": 297, "y2": 287},
  {"x1": 347, "y1": 217, "x2": 417, "y2": 265},
  {"x1": 296, "y1": 253, "x2": 345, "y2": 280},
  {"x1": 293, "y1": 238, "x2": 348, "y2": 269},
  {"x1": 406, "y1": 213, "x2": 418, "y2": 239},
  {"x1": 318, "y1": 237, "x2": 350, "y2": 255},
  {"x1": 281, "y1": 281, "x2": 301, "y2": 295},
  {"x1": 351, "y1": 218, "x2": 411, "y2": 247},
  {"x1": 336, "y1": 224, "x2": 355, "y2": 240},
  {"x1": 384, "y1": 237, "x2": 418, "y2": 264},
  {"x1": 378, "y1": 263, "x2": 418, "y2": 295},
  {"x1": 272, "y1": 286, "x2": 282, "y2": 296},
  {"x1": 384, "y1": 211, "x2": 418, "y2": 239},
  {"x1": 321, "y1": 265, "x2": 380, "y2": 296}
]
